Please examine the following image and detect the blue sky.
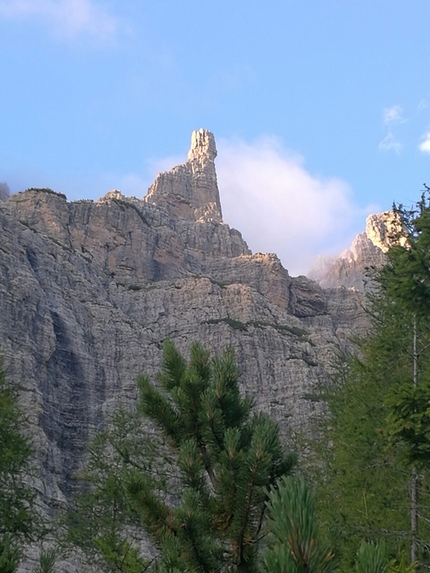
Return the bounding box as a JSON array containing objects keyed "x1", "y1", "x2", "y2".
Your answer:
[{"x1": 1, "y1": 1, "x2": 430, "y2": 275}]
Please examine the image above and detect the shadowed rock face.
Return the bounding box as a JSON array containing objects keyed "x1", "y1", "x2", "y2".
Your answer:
[
  {"x1": 0, "y1": 129, "x2": 371, "y2": 571},
  {"x1": 0, "y1": 182, "x2": 10, "y2": 201}
]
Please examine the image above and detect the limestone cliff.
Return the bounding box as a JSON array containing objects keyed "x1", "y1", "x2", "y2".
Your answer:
[
  {"x1": 145, "y1": 128, "x2": 222, "y2": 222},
  {"x1": 0, "y1": 182, "x2": 9, "y2": 201},
  {"x1": 0, "y1": 130, "x2": 369, "y2": 571},
  {"x1": 310, "y1": 210, "x2": 402, "y2": 290}
]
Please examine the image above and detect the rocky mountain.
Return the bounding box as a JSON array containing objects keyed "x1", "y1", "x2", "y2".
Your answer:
[
  {"x1": 309, "y1": 210, "x2": 402, "y2": 290},
  {"x1": 0, "y1": 129, "x2": 378, "y2": 570},
  {"x1": 0, "y1": 182, "x2": 10, "y2": 201}
]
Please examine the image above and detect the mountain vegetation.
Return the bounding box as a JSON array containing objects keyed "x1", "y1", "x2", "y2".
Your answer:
[
  {"x1": 313, "y1": 192, "x2": 430, "y2": 571},
  {"x1": 67, "y1": 341, "x2": 296, "y2": 572},
  {"x1": 0, "y1": 360, "x2": 52, "y2": 572}
]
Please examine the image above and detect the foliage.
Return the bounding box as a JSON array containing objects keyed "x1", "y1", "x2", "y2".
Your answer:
[
  {"x1": 0, "y1": 535, "x2": 21, "y2": 573},
  {"x1": 355, "y1": 541, "x2": 389, "y2": 573},
  {"x1": 0, "y1": 358, "x2": 42, "y2": 569},
  {"x1": 314, "y1": 347, "x2": 413, "y2": 568},
  {"x1": 378, "y1": 193, "x2": 430, "y2": 467},
  {"x1": 34, "y1": 548, "x2": 58, "y2": 573},
  {"x1": 69, "y1": 341, "x2": 295, "y2": 572},
  {"x1": 378, "y1": 193, "x2": 430, "y2": 318},
  {"x1": 313, "y1": 192, "x2": 430, "y2": 569},
  {"x1": 388, "y1": 551, "x2": 417, "y2": 573},
  {"x1": 386, "y1": 380, "x2": 430, "y2": 467},
  {"x1": 263, "y1": 476, "x2": 416, "y2": 573},
  {"x1": 263, "y1": 476, "x2": 336, "y2": 573},
  {"x1": 66, "y1": 407, "x2": 154, "y2": 572}
]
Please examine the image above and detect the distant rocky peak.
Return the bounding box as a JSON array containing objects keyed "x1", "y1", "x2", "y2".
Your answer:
[
  {"x1": 309, "y1": 210, "x2": 404, "y2": 291},
  {"x1": 144, "y1": 128, "x2": 222, "y2": 223},
  {"x1": 365, "y1": 211, "x2": 405, "y2": 252},
  {"x1": 187, "y1": 128, "x2": 217, "y2": 162}
]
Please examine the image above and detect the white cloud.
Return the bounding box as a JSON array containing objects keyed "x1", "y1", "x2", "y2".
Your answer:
[
  {"x1": 418, "y1": 131, "x2": 430, "y2": 154},
  {"x1": 0, "y1": 0, "x2": 119, "y2": 40},
  {"x1": 417, "y1": 99, "x2": 428, "y2": 113},
  {"x1": 378, "y1": 132, "x2": 402, "y2": 154},
  {"x1": 383, "y1": 105, "x2": 406, "y2": 125},
  {"x1": 215, "y1": 136, "x2": 360, "y2": 276}
]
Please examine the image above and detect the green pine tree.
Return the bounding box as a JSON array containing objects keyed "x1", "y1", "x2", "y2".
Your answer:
[
  {"x1": 312, "y1": 192, "x2": 430, "y2": 570},
  {"x1": 380, "y1": 193, "x2": 430, "y2": 468},
  {"x1": 263, "y1": 476, "x2": 336, "y2": 573},
  {"x1": 66, "y1": 406, "x2": 155, "y2": 572},
  {"x1": 263, "y1": 477, "x2": 416, "y2": 573},
  {"x1": 355, "y1": 541, "x2": 389, "y2": 573},
  {"x1": 69, "y1": 341, "x2": 296, "y2": 572},
  {"x1": 0, "y1": 358, "x2": 43, "y2": 570}
]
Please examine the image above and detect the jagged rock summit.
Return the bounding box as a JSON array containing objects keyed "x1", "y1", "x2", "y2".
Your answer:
[
  {"x1": 310, "y1": 210, "x2": 402, "y2": 290},
  {"x1": 145, "y1": 128, "x2": 222, "y2": 222}
]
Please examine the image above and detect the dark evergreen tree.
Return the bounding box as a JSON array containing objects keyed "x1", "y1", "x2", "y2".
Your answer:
[
  {"x1": 313, "y1": 192, "x2": 430, "y2": 570},
  {"x1": 314, "y1": 342, "x2": 417, "y2": 568},
  {"x1": 0, "y1": 359, "x2": 42, "y2": 570},
  {"x1": 263, "y1": 477, "x2": 416, "y2": 573},
  {"x1": 380, "y1": 194, "x2": 430, "y2": 467},
  {"x1": 263, "y1": 476, "x2": 336, "y2": 573},
  {"x1": 69, "y1": 341, "x2": 295, "y2": 572},
  {"x1": 380, "y1": 193, "x2": 430, "y2": 565},
  {"x1": 355, "y1": 541, "x2": 389, "y2": 573}
]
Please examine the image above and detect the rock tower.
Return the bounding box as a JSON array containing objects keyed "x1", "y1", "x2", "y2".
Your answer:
[{"x1": 145, "y1": 128, "x2": 222, "y2": 222}]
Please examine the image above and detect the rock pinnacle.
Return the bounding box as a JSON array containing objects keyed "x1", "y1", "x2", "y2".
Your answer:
[{"x1": 145, "y1": 129, "x2": 222, "y2": 222}]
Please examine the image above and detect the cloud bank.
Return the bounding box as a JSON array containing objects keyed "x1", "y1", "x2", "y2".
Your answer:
[
  {"x1": 216, "y1": 136, "x2": 359, "y2": 276},
  {"x1": 0, "y1": 0, "x2": 119, "y2": 40}
]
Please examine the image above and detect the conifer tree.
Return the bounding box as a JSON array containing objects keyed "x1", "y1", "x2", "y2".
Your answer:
[
  {"x1": 69, "y1": 341, "x2": 295, "y2": 572},
  {"x1": 381, "y1": 193, "x2": 430, "y2": 467},
  {"x1": 0, "y1": 359, "x2": 42, "y2": 570},
  {"x1": 355, "y1": 541, "x2": 389, "y2": 573},
  {"x1": 263, "y1": 477, "x2": 417, "y2": 573},
  {"x1": 380, "y1": 193, "x2": 430, "y2": 564},
  {"x1": 263, "y1": 476, "x2": 336, "y2": 573},
  {"x1": 313, "y1": 191, "x2": 430, "y2": 569}
]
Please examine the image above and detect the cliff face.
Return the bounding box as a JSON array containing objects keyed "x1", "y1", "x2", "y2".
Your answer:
[
  {"x1": 0, "y1": 130, "x2": 369, "y2": 568},
  {"x1": 145, "y1": 128, "x2": 223, "y2": 223}
]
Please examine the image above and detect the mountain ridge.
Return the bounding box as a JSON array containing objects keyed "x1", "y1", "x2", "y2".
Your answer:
[{"x1": 0, "y1": 129, "x2": 379, "y2": 571}]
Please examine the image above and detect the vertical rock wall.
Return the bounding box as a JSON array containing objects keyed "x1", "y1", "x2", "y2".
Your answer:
[{"x1": 0, "y1": 129, "x2": 371, "y2": 571}]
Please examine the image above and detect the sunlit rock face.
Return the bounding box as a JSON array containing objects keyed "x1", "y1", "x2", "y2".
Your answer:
[
  {"x1": 0, "y1": 129, "x2": 371, "y2": 571},
  {"x1": 365, "y1": 211, "x2": 406, "y2": 252},
  {"x1": 309, "y1": 211, "x2": 403, "y2": 291},
  {"x1": 145, "y1": 128, "x2": 223, "y2": 222}
]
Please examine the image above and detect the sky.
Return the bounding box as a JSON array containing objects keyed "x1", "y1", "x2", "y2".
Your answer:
[{"x1": 1, "y1": 1, "x2": 430, "y2": 276}]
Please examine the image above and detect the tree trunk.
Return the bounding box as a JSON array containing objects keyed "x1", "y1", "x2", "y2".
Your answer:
[
  {"x1": 410, "y1": 316, "x2": 418, "y2": 564},
  {"x1": 410, "y1": 466, "x2": 418, "y2": 564}
]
